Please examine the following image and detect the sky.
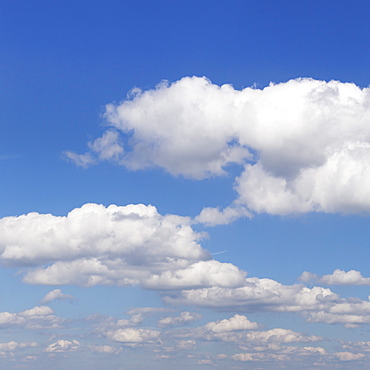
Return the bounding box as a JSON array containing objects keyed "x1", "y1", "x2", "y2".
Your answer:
[{"x1": 2, "y1": 0, "x2": 370, "y2": 369}]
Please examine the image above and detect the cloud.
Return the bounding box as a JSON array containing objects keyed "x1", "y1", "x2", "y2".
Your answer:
[
  {"x1": 45, "y1": 340, "x2": 80, "y2": 353},
  {"x1": 157, "y1": 312, "x2": 201, "y2": 327},
  {"x1": 162, "y1": 278, "x2": 338, "y2": 312},
  {"x1": 332, "y1": 352, "x2": 365, "y2": 361},
  {"x1": 67, "y1": 76, "x2": 370, "y2": 216},
  {"x1": 105, "y1": 328, "x2": 161, "y2": 344},
  {"x1": 0, "y1": 203, "x2": 248, "y2": 289},
  {"x1": 194, "y1": 205, "x2": 251, "y2": 226},
  {"x1": 40, "y1": 289, "x2": 76, "y2": 304},
  {"x1": 176, "y1": 339, "x2": 196, "y2": 350},
  {"x1": 299, "y1": 269, "x2": 370, "y2": 286},
  {"x1": 0, "y1": 341, "x2": 37, "y2": 357},
  {"x1": 0, "y1": 306, "x2": 64, "y2": 330},
  {"x1": 88, "y1": 345, "x2": 122, "y2": 354},
  {"x1": 202, "y1": 314, "x2": 260, "y2": 333}
]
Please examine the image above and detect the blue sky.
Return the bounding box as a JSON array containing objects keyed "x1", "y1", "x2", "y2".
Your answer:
[{"x1": 2, "y1": 1, "x2": 370, "y2": 369}]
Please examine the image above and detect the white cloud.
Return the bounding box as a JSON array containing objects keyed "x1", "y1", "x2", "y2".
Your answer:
[
  {"x1": 46, "y1": 340, "x2": 80, "y2": 353},
  {"x1": 163, "y1": 277, "x2": 338, "y2": 313},
  {"x1": 203, "y1": 314, "x2": 260, "y2": 332},
  {"x1": 67, "y1": 76, "x2": 370, "y2": 216},
  {"x1": 0, "y1": 341, "x2": 37, "y2": 357},
  {"x1": 142, "y1": 260, "x2": 247, "y2": 290},
  {"x1": 0, "y1": 306, "x2": 64, "y2": 330},
  {"x1": 127, "y1": 307, "x2": 174, "y2": 316},
  {"x1": 299, "y1": 269, "x2": 370, "y2": 286},
  {"x1": 0, "y1": 203, "x2": 248, "y2": 289},
  {"x1": 40, "y1": 289, "x2": 76, "y2": 304},
  {"x1": 194, "y1": 205, "x2": 251, "y2": 226},
  {"x1": 332, "y1": 352, "x2": 365, "y2": 361},
  {"x1": 176, "y1": 339, "x2": 196, "y2": 350},
  {"x1": 157, "y1": 312, "x2": 201, "y2": 327},
  {"x1": 88, "y1": 345, "x2": 122, "y2": 354},
  {"x1": 105, "y1": 328, "x2": 160, "y2": 344}
]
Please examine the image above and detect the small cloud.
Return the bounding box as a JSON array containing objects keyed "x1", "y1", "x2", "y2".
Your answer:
[
  {"x1": 299, "y1": 269, "x2": 370, "y2": 286},
  {"x1": 45, "y1": 340, "x2": 80, "y2": 353},
  {"x1": 40, "y1": 289, "x2": 76, "y2": 304},
  {"x1": 195, "y1": 205, "x2": 252, "y2": 226}
]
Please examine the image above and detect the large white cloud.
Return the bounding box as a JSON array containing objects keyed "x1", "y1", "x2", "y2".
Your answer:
[
  {"x1": 0, "y1": 203, "x2": 247, "y2": 289},
  {"x1": 66, "y1": 76, "x2": 370, "y2": 216}
]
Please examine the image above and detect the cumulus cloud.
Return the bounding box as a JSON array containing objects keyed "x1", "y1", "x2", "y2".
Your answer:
[
  {"x1": 194, "y1": 205, "x2": 251, "y2": 226},
  {"x1": 0, "y1": 306, "x2": 64, "y2": 330},
  {"x1": 66, "y1": 76, "x2": 370, "y2": 217},
  {"x1": 0, "y1": 203, "x2": 248, "y2": 289},
  {"x1": 332, "y1": 352, "x2": 365, "y2": 361},
  {"x1": 40, "y1": 289, "x2": 76, "y2": 304},
  {"x1": 163, "y1": 277, "x2": 338, "y2": 313},
  {"x1": 105, "y1": 328, "x2": 161, "y2": 344},
  {"x1": 299, "y1": 269, "x2": 370, "y2": 286},
  {"x1": 202, "y1": 314, "x2": 260, "y2": 333},
  {"x1": 157, "y1": 312, "x2": 201, "y2": 327},
  {"x1": 0, "y1": 341, "x2": 37, "y2": 357},
  {"x1": 46, "y1": 340, "x2": 80, "y2": 353}
]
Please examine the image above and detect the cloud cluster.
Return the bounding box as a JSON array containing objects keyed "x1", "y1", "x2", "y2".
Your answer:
[
  {"x1": 46, "y1": 340, "x2": 80, "y2": 353},
  {"x1": 0, "y1": 341, "x2": 37, "y2": 357},
  {"x1": 0, "y1": 306, "x2": 64, "y2": 330},
  {"x1": 66, "y1": 76, "x2": 370, "y2": 217},
  {"x1": 0, "y1": 203, "x2": 247, "y2": 289},
  {"x1": 3, "y1": 205, "x2": 370, "y2": 329}
]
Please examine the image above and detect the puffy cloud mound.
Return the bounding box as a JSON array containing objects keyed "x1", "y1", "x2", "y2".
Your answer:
[
  {"x1": 105, "y1": 328, "x2": 160, "y2": 344},
  {"x1": 299, "y1": 269, "x2": 370, "y2": 286},
  {"x1": 0, "y1": 203, "x2": 246, "y2": 289},
  {"x1": 0, "y1": 306, "x2": 64, "y2": 330},
  {"x1": 46, "y1": 340, "x2": 80, "y2": 353},
  {"x1": 203, "y1": 314, "x2": 260, "y2": 332},
  {"x1": 67, "y1": 76, "x2": 370, "y2": 216}
]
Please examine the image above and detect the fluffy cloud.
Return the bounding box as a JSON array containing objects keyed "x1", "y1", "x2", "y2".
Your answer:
[
  {"x1": 163, "y1": 278, "x2": 370, "y2": 327},
  {"x1": 0, "y1": 203, "x2": 248, "y2": 289},
  {"x1": 163, "y1": 277, "x2": 338, "y2": 312},
  {"x1": 203, "y1": 314, "x2": 260, "y2": 333},
  {"x1": 158, "y1": 311, "x2": 201, "y2": 327},
  {"x1": 67, "y1": 76, "x2": 370, "y2": 216},
  {"x1": 0, "y1": 341, "x2": 37, "y2": 357},
  {"x1": 105, "y1": 328, "x2": 161, "y2": 344},
  {"x1": 300, "y1": 269, "x2": 370, "y2": 286},
  {"x1": 46, "y1": 340, "x2": 80, "y2": 353},
  {"x1": 0, "y1": 306, "x2": 64, "y2": 330}
]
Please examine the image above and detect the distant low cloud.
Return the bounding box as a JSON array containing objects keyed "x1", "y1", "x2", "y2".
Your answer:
[
  {"x1": 157, "y1": 311, "x2": 201, "y2": 327},
  {"x1": 0, "y1": 306, "x2": 64, "y2": 330},
  {"x1": 299, "y1": 269, "x2": 370, "y2": 286},
  {"x1": 45, "y1": 340, "x2": 80, "y2": 353},
  {"x1": 66, "y1": 76, "x2": 370, "y2": 217},
  {"x1": 40, "y1": 289, "x2": 76, "y2": 304}
]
